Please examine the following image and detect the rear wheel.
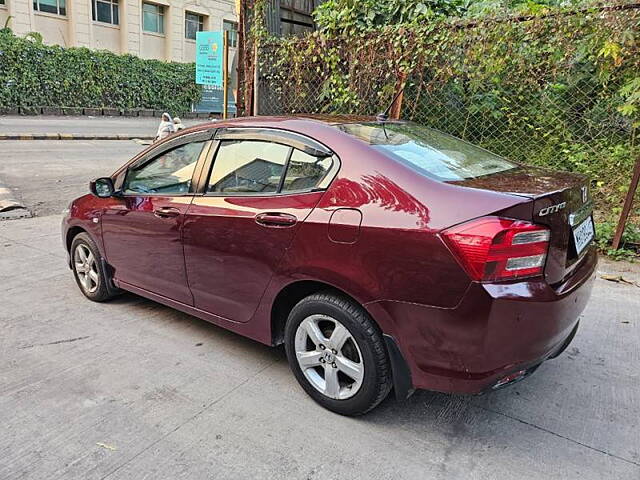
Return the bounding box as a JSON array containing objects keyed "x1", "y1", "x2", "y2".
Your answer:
[
  {"x1": 71, "y1": 233, "x2": 119, "y2": 302},
  {"x1": 284, "y1": 292, "x2": 392, "y2": 416}
]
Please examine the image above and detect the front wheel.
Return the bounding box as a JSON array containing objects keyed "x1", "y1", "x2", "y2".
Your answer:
[
  {"x1": 71, "y1": 233, "x2": 119, "y2": 302},
  {"x1": 284, "y1": 292, "x2": 392, "y2": 416}
]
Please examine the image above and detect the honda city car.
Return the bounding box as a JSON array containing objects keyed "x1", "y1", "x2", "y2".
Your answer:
[{"x1": 62, "y1": 116, "x2": 596, "y2": 415}]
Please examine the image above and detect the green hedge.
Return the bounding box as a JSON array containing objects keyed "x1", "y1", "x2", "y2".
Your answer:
[{"x1": 0, "y1": 29, "x2": 201, "y2": 112}]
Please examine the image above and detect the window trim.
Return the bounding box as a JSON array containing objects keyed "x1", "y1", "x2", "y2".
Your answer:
[
  {"x1": 33, "y1": 0, "x2": 66, "y2": 16},
  {"x1": 198, "y1": 128, "x2": 340, "y2": 198},
  {"x1": 185, "y1": 11, "x2": 204, "y2": 40},
  {"x1": 142, "y1": 2, "x2": 165, "y2": 34},
  {"x1": 222, "y1": 19, "x2": 238, "y2": 48},
  {"x1": 117, "y1": 131, "x2": 215, "y2": 197},
  {"x1": 92, "y1": 0, "x2": 119, "y2": 25}
]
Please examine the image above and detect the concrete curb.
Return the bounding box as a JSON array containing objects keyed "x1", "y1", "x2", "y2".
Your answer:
[
  {"x1": 0, "y1": 181, "x2": 31, "y2": 221},
  {"x1": 0, "y1": 134, "x2": 155, "y2": 141}
]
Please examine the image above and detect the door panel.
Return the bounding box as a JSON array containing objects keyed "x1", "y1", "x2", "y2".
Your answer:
[
  {"x1": 101, "y1": 137, "x2": 212, "y2": 304},
  {"x1": 102, "y1": 196, "x2": 194, "y2": 304},
  {"x1": 183, "y1": 192, "x2": 324, "y2": 322}
]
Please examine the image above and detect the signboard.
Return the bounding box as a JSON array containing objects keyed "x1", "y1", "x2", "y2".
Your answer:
[
  {"x1": 194, "y1": 85, "x2": 237, "y2": 115},
  {"x1": 195, "y1": 31, "x2": 223, "y2": 86}
]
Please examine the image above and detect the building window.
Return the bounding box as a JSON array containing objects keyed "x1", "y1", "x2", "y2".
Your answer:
[
  {"x1": 92, "y1": 0, "x2": 119, "y2": 25},
  {"x1": 185, "y1": 12, "x2": 204, "y2": 40},
  {"x1": 223, "y1": 20, "x2": 238, "y2": 48},
  {"x1": 143, "y1": 3, "x2": 164, "y2": 34},
  {"x1": 0, "y1": 0, "x2": 5, "y2": 6},
  {"x1": 33, "y1": 0, "x2": 66, "y2": 15}
]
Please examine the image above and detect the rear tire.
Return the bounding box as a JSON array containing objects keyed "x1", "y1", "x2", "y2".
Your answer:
[
  {"x1": 284, "y1": 291, "x2": 392, "y2": 416},
  {"x1": 70, "y1": 233, "x2": 119, "y2": 302}
]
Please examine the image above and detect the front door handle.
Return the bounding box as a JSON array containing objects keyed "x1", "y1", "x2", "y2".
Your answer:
[
  {"x1": 255, "y1": 212, "x2": 298, "y2": 228},
  {"x1": 153, "y1": 207, "x2": 181, "y2": 218}
]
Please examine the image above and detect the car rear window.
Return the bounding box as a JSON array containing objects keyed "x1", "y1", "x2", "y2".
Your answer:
[{"x1": 336, "y1": 122, "x2": 517, "y2": 181}]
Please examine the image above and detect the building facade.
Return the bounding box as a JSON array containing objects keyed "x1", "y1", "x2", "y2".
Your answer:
[{"x1": 0, "y1": 0, "x2": 238, "y2": 63}]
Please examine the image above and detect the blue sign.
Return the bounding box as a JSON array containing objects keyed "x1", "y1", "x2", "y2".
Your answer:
[
  {"x1": 195, "y1": 31, "x2": 223, "y2": 86},
  {"x1": 194, "y1": 85, "x2": 236, "y2": 115}
]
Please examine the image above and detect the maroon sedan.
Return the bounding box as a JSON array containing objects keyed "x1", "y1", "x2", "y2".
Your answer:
[{"x1": 62, "y1": 116, "x2": 596, "y2": 415}]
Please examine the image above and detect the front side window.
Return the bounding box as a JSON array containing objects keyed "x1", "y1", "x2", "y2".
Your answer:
[
  {"x1": 34, "y1": 0, "x2": 66, "y2": 15},
  {"x1": 93, "y1": 0, "x2": 119, "y2": 24},
  {"x1": 223, "y1": 20, "x2": 238, "y2": 48},
  {"x1": 185, "y1": 12, "x2": 204, "y2": 40},
  {"x1": 124, "y1": 141, "x2": 204, "y2": 194},
  {"x1": 142, "y1": 2, "x2": 164, "y2": 34}
]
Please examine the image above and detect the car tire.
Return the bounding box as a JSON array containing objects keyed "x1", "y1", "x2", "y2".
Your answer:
[
  {"x1": 70, "y1": 232, "x2": 119, "y2": 302},
  {"x1": 284, "y1": 291, "x2": 392, "y2": 416}
]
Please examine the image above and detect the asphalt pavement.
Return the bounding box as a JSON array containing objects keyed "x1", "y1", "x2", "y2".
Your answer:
[
  {"x1": 0, "y1": 115, "x2": 205, "y2": 137},
  {"x1": 0, "y1": 138, "x2": 639, "y2": 479}
]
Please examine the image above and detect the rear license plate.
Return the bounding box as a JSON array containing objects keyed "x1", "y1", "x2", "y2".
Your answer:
[{"x1": 572, "y1": 216, "x2": 594, "y2": 255}]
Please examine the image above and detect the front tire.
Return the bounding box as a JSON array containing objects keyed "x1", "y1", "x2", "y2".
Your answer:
[
  {"x1": 284, "y1": 291, "x2": 392, "y2": 416},
  {"x1": 70, "y1": 233, "x2": 118, "y2": 302}
]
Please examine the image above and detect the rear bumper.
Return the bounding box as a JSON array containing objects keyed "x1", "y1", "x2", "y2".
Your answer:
[{"x1": 368, "y1": 246, "x2": 597, "y2": 394}]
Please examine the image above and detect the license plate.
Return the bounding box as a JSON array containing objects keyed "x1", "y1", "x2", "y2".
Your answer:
[{"x1": 572, "y1": 216, "x2": 594, "y2": 255}]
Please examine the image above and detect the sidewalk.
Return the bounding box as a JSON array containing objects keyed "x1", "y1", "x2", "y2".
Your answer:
[{"x1": 0, "y1": 115, "x2": 207, "y2": 139}]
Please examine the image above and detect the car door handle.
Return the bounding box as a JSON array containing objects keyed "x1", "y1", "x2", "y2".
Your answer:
[
  {"x1": 255, "y1": 212, "x2": 298, "y2": 227},
  {"x1": 153, "y1": 207, "x2": 181, "y2": 218}
]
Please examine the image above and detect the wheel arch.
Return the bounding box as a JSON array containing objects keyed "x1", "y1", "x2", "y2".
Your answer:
[
  {"x1": 65, "y1": 226, "x2": 87, "y2": 252},
  {"x1": 270, "y1": 279, "x2": 376, "y2": 346}
]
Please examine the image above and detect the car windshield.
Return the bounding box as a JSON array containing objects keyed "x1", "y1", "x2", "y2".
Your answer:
[{"x1": 336, "y1": 122, "x2": 517, "y2": 181}]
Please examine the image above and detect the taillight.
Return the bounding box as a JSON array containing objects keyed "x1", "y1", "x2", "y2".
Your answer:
[{"x1": 441, "y1": 217, "x2": 550, "y2": 282}]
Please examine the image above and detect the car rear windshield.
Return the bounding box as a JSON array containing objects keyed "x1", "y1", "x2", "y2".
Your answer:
[{"x1": 337, "y1": 122, "x2": 517, "y2": 181}]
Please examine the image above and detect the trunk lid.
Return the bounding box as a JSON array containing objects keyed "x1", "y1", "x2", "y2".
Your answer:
[{"x1": 451, "y1": 166, "x2": 594, "y2": 285}]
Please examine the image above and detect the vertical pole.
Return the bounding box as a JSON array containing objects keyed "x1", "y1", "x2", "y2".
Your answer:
[
  {"x1": 223, "y1": 30, "x2": 229, "y2": 120},
  {"x1": 253, "y1": 41, "x2": 259, "y2": 116},
  {"x1": 390, "y1": 71, "x2": 407, "y2": 120},
  {"x1": 612, "y1": 156, "x2": 640, "y2": 250}
]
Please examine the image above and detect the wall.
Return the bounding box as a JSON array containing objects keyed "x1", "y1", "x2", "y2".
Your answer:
[
  {"x1": 1, "y1": 0, "x2": 237, "y2": 63},
  {"x1": 34, "y1": 13, "x2": 69, "y2": 46},
  {"x1": 93, "y1": 23, "x2": 119, "y2": 50}
]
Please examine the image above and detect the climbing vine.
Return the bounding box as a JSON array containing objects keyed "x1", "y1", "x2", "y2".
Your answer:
[{"x1": 249, "y1": 3, "x2": 640, "y2": 251}]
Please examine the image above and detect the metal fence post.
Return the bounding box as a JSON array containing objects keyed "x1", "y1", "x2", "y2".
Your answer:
[{"x1": 612, "y1": 156, "x2": 640, "y2": 250}]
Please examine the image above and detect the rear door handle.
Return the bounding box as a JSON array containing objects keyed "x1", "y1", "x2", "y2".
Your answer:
[
  {"x1": 153, "y1": 207, "x2": 181, "y2": 218},
  {"x1": 255, "y1": 212, "x2": 298, "y2": 228}
]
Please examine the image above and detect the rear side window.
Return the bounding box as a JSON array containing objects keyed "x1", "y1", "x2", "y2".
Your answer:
[
  {"x1": 208, "y1": 140, "x2": 289, "y2": 193},
  {"x1": 337, "y1": 122, "x2": 516, "y2": 181},
  {"x1": 207, "y1": 139, "x2": 333, "y2": 195},
  {"x1": 281, "y1": 149, "x2": 333, "y2": 193}
]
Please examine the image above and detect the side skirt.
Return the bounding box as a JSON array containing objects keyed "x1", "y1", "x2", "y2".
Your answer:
[{"x1": 115, "y1": 280, "x2": 272, "y2": 345}]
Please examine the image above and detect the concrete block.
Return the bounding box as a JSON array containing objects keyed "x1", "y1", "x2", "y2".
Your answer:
[
  {"x1": 61, "y1": 107, "x2": 83, "y2": 115},
  {"x1": 42, "y1": 107, "x2": 62, "y2": 115},
  {"x1": 0, "y1": 107, "x2": 20, "y2": 115},
  {"x1": 19, "y1": 106, "x2": 42, "y2": 115}
]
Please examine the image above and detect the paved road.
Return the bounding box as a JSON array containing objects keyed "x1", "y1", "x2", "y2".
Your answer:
[
  {"x1": 0, "y1": 115, "x2": 206, "y2": 137},
  {"x1": 0, "y1": 140, "x2": 144, "y2": 217},
  {"x1": 0, "y1": 140, "x2": 639, "y2": 479}
]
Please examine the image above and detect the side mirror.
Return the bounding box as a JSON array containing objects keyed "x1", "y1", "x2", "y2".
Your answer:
[{"x1": 90, "y1": 177, "x2": 116, "y2": 198}]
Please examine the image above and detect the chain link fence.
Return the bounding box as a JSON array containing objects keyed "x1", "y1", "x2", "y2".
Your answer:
[{"x1": 250, "y1": 4, "x2": 640, "y2": 247}]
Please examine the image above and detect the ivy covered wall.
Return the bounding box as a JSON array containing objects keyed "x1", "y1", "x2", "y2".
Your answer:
[{"x1": 0, "y1": 29, "x2": 201, "y2": 113}]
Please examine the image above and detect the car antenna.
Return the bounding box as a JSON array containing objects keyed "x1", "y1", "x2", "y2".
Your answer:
[{"x1": 376, "y1": 86, "x2": 406, "y2": 123}]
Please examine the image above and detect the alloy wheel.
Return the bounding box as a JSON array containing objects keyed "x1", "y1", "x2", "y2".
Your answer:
[
  {"x1": 294, "y1": 314, "x2": 364, "y2": 400},
  {"x1": 74, "y1": 244, "x2": 99, "y2": 293}
]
